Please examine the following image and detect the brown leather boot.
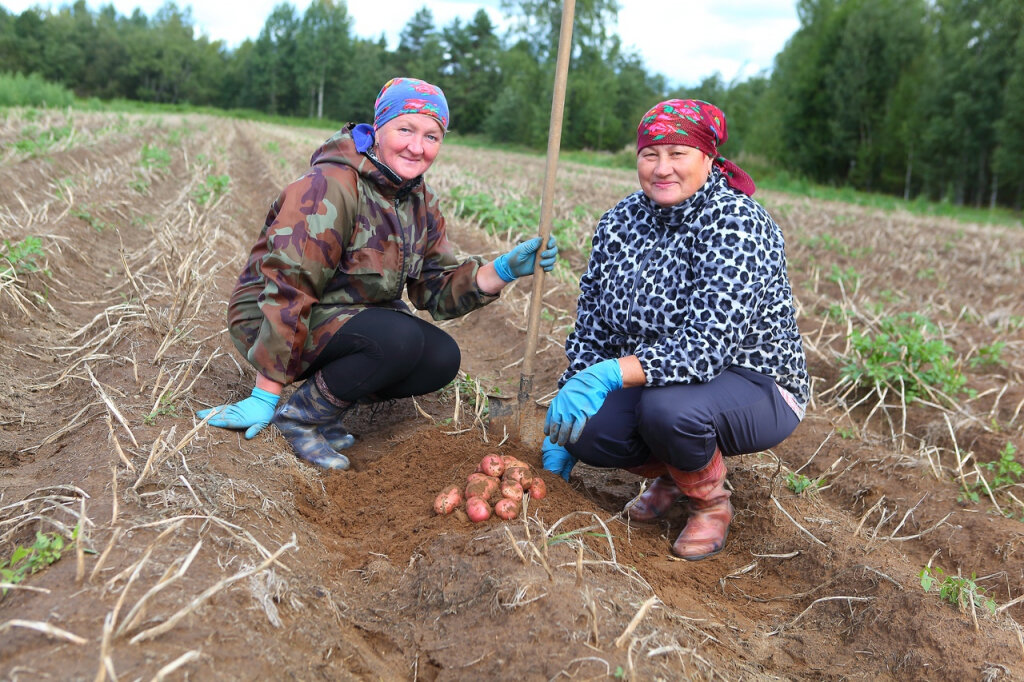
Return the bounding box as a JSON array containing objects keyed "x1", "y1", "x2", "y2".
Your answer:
[{"x1": 667, "y1": 449, "x2": 732, "y2": 560}]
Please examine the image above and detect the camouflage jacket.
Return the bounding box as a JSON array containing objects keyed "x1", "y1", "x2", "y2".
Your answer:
[{"x1": 228, "y1": 124, "x2": 497, "y2": 385}]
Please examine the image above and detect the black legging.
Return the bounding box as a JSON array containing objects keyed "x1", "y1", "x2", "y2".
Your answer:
[{"x1": 301, "y1": 308, "x2": 461, "y2": 403}]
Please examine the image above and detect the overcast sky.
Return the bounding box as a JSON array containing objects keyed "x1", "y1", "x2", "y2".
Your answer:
[{"x1": 1, "y1": 0, "x2": 800, "y2": 88}]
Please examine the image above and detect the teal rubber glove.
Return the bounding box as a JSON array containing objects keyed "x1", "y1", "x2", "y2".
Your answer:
[
  {"x1": 493, "y1": 236, "x2": 559, "y2": 282},
  {"x1": 545, "y1": 358, "x2": 623, "y2": 446},
  {"x1": 196, "y1": 387, "x2": 280, "y2": 439},
  {"x1": 542, "y1": 436, "x2": 576, "y2": 481}
]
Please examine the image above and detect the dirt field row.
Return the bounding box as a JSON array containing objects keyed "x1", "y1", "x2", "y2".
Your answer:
[{"x1": 1, "y1": 110, "x2": 1023, "y2": 680}]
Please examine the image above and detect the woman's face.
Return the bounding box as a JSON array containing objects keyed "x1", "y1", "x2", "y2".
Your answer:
[
  {"x1": 637, "y1": 144, "x2": 713, "y2": 207},
  {"x1": 374, "y1": 114, "x2": 444, "y2": 181}
]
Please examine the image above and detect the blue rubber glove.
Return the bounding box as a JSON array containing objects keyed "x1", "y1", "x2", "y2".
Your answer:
[
  {"x1": 196, "y1": 387, "x2": 280, "y2": 439},
  {"x1": 545, "y1": 358, "x2": 623, "y2": 446},
  {"x1": 542, "y1": 436, "x2": 576, "y2": 481},
  {"x1": 493, "y1": 236, "x2": 559, "y2": 282}
]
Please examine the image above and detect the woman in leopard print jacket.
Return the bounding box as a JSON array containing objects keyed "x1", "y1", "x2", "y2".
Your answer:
[{"x1": 543, "y1": 99, "x2": 808, "y2": 560}]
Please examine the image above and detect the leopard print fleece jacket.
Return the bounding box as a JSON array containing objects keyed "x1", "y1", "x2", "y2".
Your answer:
[{"x1": 562, "y1": 169, "x2": 809, "y2": 408}]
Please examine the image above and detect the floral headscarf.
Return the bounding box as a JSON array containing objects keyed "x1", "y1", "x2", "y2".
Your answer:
[
  {"x1": 636, "y1": 98, "x2": 755, "y2": 196},
  {"x1": 373, "y1": 77, "x2": 449, "y2": 132}
]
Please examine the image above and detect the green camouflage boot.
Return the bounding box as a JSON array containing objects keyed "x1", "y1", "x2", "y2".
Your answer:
[{"x1": 272, "y1": 375, "x2": 351, "y2": 470}]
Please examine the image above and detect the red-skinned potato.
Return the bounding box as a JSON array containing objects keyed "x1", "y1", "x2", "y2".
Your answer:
[
  {"x1": 528, "y1": 477, "x2": 547, "y2": 500},
  {"x1": 479, "y1": 454, "x2": 505, "y2": 478},
  {"x1": 501, "y1": 455, "x2": 528, "y2": 470},
  {"x1": 466, "y1": 497, "x2": 492, "y2": 523},
  {"x1": 500, "y1": 479, "x2": 524, "y2": 501},
  {"x1": 465, "y1": 475, "x2": 500, "y2": 501},
  {"x1": 494, "y1": 498, "x2": 519, "y2": 520},
  {"x1": 503, "y1": 466, "x2": 534, "y2": 490},
  {"x1": 433, "y1": 484, "x2": 463, "y2": 515}
]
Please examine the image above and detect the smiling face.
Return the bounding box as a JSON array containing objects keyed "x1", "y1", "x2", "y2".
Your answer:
[
  {"x1": 636, "y1": 144, "x2": 713, "y2": 207},
  {"x1": 374, "y1": 113, "x2": 444, "y2": 181}
]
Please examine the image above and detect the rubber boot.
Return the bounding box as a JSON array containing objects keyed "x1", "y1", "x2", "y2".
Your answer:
[
  {"x1": 272, "y1": 377, "x2": 351, "y2": 470},
  {"x1": 667, "y1": 449, "x2": 732, "y2": 561},
  {"x1": 624, "y1": 459, "x2": 682, "y2": 523},
  {"x1": 319, "y1": 422, "x2": 355, "y2": 451}
]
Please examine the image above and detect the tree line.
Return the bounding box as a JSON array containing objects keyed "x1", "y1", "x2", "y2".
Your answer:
[{"x1": 1, "y1": 0, "x2": 1021, "y2": 209}]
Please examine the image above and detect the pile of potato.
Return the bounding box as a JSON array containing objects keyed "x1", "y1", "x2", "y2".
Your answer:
[{"x1": 433, "y1": 454, "x2": 547, "y2": 522}]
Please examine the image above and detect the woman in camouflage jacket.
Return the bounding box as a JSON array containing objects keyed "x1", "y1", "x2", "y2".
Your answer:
[{"x1": 198, "y1": 78, "x2": 557, "y2": 470}]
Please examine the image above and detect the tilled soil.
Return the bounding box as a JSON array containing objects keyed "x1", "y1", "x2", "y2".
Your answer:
[{"x1": 2, "y1": 110, "x2": 1023, "y2": 681}]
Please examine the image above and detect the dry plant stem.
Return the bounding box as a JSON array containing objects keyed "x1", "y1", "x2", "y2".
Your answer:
[
  {"x1": 886, "y1": 512, "x2": 953, "y2": 542},
  {"x1": 131, "y1": 514, "x2": 291, "y2": 570},
  {"x1": 116, "y1": 540, "x2": 203, "y2": 637},
  {"x1": 504, "y1": 526, "x2": 528, "y2": 564},
  {"x1": 972, "y1": 462, "x2": 1004, "y2": 516},
  {"x1": 129, "y1": 535, "x2": 297, "y2": 644},
  {"x1": 90, "y1": 527, "x2": 126, "y2": 582},
  {"x1": 769, "y1": 596, "x2": 874, "y2": 636},
  {"x1": 0, "y1": 583, "x2": 50, "y2": 594},
  {"x1": 855, "y1": 496, "x2": 886, "y2": 536},
  {"x1": 0, "y1": 619, "x2": 88, "y2": 645},
  {"x1": 107, "y1": 415, "x2": 135, "y2": 471},
  {"x1": 94, "y1": 611, "x2": 115, "y2": 682},
  {"x1": 770, "y1": 495, "x2": 827, "y2": 548},
  {"x1": 152, "y1": 651, "x2": 201, "y2": 681},
  {"x1": 614, "y1": 596, "x2": 660, "y2": 649},
  {"x1": 75, "y1": 496, "x2": 87, "y2": 583},
  {"x1": 528, "y1": 542, "x2": 554, "y2": 581},
  {"x1": 86, "y1": 363, "x2": 139, "y2": 447}
]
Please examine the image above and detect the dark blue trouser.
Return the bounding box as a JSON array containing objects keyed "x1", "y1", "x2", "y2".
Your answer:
[{"x1": 566, "y1": 366, "x2": 801, "y2": 472}]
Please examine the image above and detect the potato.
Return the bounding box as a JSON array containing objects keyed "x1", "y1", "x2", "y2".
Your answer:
[
  {"x1": 528, "y1": 477, "x2": 547, "y2": 500},
  {"x1": 478, "y1": 454, "x2": 505, "y2": 477},
  {"x1": 465, "y1": 474, "x2": 500, "y2": 501},
  {"x1": 501, "y1": 455, "x2": 528, "y2": 470},
  {"x1": 500, "y1": 479, "x2": 524, "y2": 501},
  {"x1": 494, "y1": 498, "x2": 519, "y2": 520},
  {"x1": 466, "y1": 497, "x2": 491, "y2": 523},
  {"x1": 503, "y1": 466, "x2": 533, "y2": 490},
  {"x1": 433, "y1": 484, "x2": 463, "y2": 515}
]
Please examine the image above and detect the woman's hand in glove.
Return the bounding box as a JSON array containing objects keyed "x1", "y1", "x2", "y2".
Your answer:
[
  {"x1": 492, "y1": 236, "x2": 558, "y2": 281},
  {"x1": 196, "y1": 386, "x2": 280, "y2": 439},
  {"x1": 544, "y1": 358, "x2": 622, "y2": 446}
]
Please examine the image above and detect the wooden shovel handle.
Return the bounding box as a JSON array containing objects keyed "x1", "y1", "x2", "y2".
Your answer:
[{"x1": 518, "y1": 0, "x2": 576, "y2": 404}]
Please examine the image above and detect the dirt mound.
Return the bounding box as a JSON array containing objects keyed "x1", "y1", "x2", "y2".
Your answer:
[{"x1": 2, "y1": 110, "x2": 1023, "y2": 680}]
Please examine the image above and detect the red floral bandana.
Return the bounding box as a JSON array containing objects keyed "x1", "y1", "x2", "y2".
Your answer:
[{"x1": 637, "y1": 99, "x2": 755, "y2": 196}]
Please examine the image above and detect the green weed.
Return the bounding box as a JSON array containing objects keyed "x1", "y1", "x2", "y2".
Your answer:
[
  {"x1": 982, "y1": 443, "x2": 1021, "y2": 489},
  {"x1": 969, "y1": 342, "x2": 1006, "y2": 369},
  {"x1": 71, "y1": 206, "x2": 111, "y2": 232},
  {"x1": 826, "y1": 264, "x2": 861, "y2": 291},
  {"x1": 1, "y1": 530, "x2": 69, "y2": 596},
  {"x1": 192, "y1": 173, "x2": 230, "y2": 206},
  {"x1": 919, "y1": 566, "x2": 996, "y2": 615},
  {"x1": 144, "y1": 396, "x2": 179, "y2": 425},
  {"x1": 140, "y1": 144, "x2": 171, "y2": 170},
  {"x1": 1, "y1": 236, "x2": 48, "y2": 279},
  {"x1": 9, "y1": 124, "x2": 73, "y2": 157},
  {"x1": 841, "y1": 312, "x2": 968, "y2": 402},
  {"x1": 785, "y1": 472, "x2": 818, "y2": 494}
]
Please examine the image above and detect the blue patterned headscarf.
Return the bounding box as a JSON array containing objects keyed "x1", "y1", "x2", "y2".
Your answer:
[
  {"x1": 353, "y1": 77, "x2": 449, "y2": 154},
  {"x1": 373, "y1": 78, "x2": 449, "y2": 131}
]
